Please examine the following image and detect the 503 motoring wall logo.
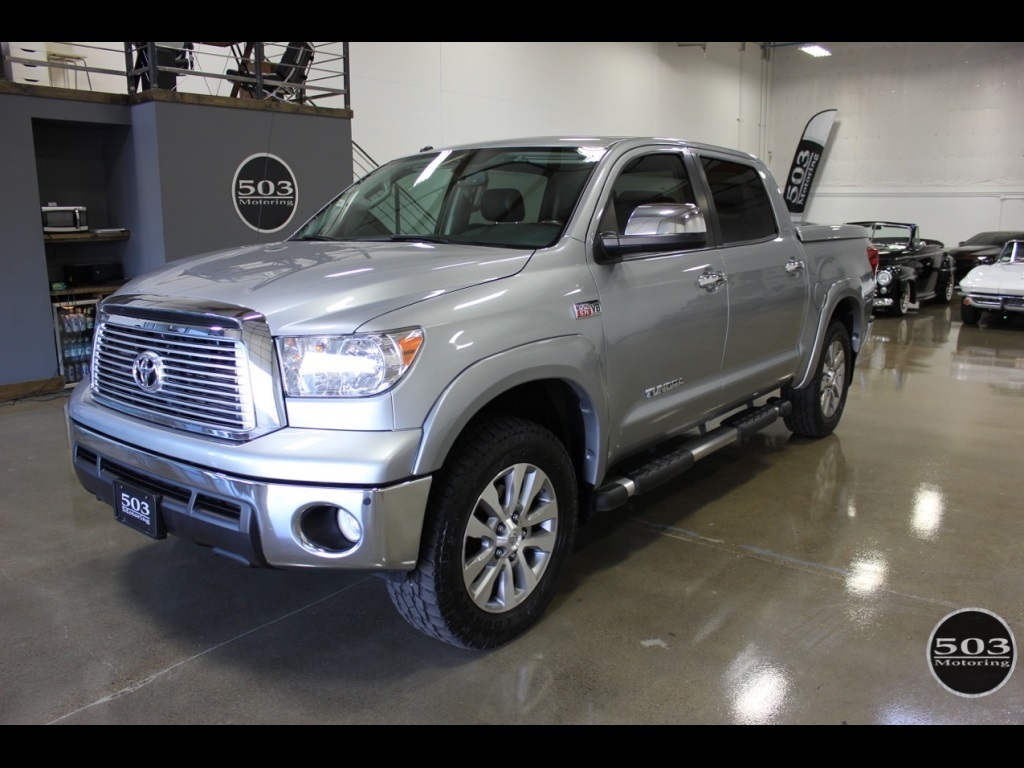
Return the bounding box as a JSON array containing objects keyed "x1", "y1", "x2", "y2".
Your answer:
[
  {"x1": 928, "y1": 609, "x2": 1017, "y2": 697},
  {"x1": 233, "y1": 154, "x2": 298, "y2": 233}
]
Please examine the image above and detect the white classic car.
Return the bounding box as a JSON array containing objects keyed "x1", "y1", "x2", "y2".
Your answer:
[{"x1": 959, "y1": 239, "x2": 1024, "y2": 325}]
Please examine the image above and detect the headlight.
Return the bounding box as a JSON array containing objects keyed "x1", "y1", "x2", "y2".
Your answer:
[
  {"x1": 876, "y1": 270, "x2": 893, "y2": 287},
  {"x1": 279, "y1": 329, "x2": 424, "y2": 397}
]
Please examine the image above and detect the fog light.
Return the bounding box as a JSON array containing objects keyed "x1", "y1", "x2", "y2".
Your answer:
[
  {"x1": 299, "y1": 505, "x2": 359, "y2": 553},
  {"x1": 337, "y1": 507, "x2": 363, "y2": 543}
]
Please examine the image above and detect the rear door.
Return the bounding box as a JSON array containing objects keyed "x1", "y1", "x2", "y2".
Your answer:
[{"x1": 695, "y1": 152, "x2": 810, "y2": 406}]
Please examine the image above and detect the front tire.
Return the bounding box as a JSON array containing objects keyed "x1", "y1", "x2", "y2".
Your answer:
[
  {"x1": 893, "y1": 284, "x2": 911, "y2": 315},
  {"x1": 936, "y1": 273, "x2": 954, "y2": 304},
  {"x1": 783, "y1": 320, "x2": 851, "y2": 438},
  {"x1": 386, "y1": 416, "x2": 578, "y2": 650},
  {"x1": 961, "y1": 302, "x2": 984, "y2": 326}
]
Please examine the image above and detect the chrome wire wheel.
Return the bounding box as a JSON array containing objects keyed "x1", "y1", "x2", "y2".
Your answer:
[
  {"x1": 463, "y1": 461, "x2": 559, "y2": 614},
  {"x1": 897, "y1": 286, "x2": 911, "y2": 315}
]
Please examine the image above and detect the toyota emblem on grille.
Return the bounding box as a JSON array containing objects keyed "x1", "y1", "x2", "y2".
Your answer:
[{"x1": 131, "y1": 351, "x2": 165, "y2": 393}]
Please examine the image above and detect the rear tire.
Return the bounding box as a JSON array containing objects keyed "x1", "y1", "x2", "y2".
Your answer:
[
  {"x1": 386, "y1": 416, "x2": 578, "y2": 650},
  {"x1": 783, "y1": 320, "x2": 851, "y2": 438}
]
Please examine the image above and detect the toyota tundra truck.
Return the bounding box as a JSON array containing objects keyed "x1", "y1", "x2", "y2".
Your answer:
[{"x1": 68, "y1": 136, "x2": 875, "y2": 649}]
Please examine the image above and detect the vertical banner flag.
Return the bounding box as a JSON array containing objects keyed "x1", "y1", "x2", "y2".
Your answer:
[{"x1": 784, "y1": 108, "x2": 837, "y2": 223}]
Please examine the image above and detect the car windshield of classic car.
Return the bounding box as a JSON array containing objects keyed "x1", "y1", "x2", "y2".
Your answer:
[
  {"x1": 862, "y1": 222, "x2": 913, "y2": 246},
  {"x1": 997, "y1": 239, "x2": 1024, "y2": 263}
]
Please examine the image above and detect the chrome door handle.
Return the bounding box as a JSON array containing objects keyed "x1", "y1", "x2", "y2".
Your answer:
[
  {"x1": 786, "y1": 258, "x2": 806, "y2": 276},
  {"x1": 698, "y1": 271, "x2": 726, "y2": 293}
]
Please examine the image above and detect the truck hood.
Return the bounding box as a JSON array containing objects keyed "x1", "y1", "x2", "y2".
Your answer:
[
  {"x1": 960, "y1": 263, "x2": 1024, "y2": 296},
  {"x1": 115, "y1": 240, "x2": 534, "y2": 333}
]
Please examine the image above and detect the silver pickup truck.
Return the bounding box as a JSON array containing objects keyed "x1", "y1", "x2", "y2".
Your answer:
[{"x1": 68, "y1": 136, "x2": 874, "y2": 649}]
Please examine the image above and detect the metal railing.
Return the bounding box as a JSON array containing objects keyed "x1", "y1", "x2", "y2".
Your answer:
[
  {"x1": 352, "y1": 141, "x2": 380, "y2": 180},
  {"x1": 2, "y1": 42, "x2": 350, "y2": 110}
]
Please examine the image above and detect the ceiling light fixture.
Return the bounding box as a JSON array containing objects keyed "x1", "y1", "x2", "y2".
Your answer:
[{"x1": 800, "y1": 45, "x2": 831, "y2": 58}]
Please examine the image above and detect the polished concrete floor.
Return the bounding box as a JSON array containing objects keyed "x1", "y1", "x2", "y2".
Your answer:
[{"x1": 2, "y1": 303, "x2": 1023, "y2": 724}]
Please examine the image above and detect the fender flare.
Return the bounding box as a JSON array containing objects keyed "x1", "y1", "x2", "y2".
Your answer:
[
  {"x1": 894, "y1": 264, "x2": 919, "y2": 282},
  {"x1": 792, "y1": 280, "x2": 867, "y2": 390},
  {"x1": 412, "y1": 335, "x2": 607, "y2": 484}
]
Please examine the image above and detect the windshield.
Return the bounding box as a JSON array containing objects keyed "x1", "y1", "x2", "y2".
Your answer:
[
  {"x1": 998, "y1": 240, "x2": 1024, "y2": 263},
  {"x1": 292, "y1": 146, "x2": 602, "y2": 250},
  {"x1": 864, "y1": 223, "x2": 912, "y2": 246}
]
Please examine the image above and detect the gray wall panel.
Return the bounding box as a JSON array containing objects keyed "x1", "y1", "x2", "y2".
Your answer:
[{"x1": 0, "y1": 89, "x2": 353, "y2": 389}]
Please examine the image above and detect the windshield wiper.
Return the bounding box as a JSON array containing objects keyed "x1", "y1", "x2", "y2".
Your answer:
[
  {"x1": 296, "y1": 235, "x2": 338, "y2": 242},
  {"x1": 389, "y1": 235, "x2": 452, "y2": 244}
]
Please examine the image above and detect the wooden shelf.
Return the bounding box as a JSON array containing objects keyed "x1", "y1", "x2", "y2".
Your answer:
[
  {"x1": 44, "y1": 229, "x2": 130, "y2": 244},
  {"x1": 50, "y1": 283, "x2": 125, "y2": 300}
]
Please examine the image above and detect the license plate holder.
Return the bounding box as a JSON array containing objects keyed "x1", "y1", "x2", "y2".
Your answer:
[{"x1": 113, "y1": 479, "x2": 166, "y2": 539}]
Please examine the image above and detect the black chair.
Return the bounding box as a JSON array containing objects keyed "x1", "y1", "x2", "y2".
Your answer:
[
  {"x1": 131, "y1": 42, "x2": 194, "y2": 92},
  {"x1": 228, "y1": 42, "x2": 314, "y2": 103}
]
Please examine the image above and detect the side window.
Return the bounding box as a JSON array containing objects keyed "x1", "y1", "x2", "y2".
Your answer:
[
  {"x1": 699, "y1": 157, "x2": 778, "y2": 244},
  {"x1": 600, "y1": 153, "x2": 695, "y2": 235}
]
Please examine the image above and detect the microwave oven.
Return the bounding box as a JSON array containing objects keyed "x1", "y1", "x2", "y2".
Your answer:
[{"x1": 42, "y1": 205, "x2": 89, "y2": 233}]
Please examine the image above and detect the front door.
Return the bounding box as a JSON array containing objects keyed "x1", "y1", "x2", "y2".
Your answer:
[{"x1": 588, "y1": 148, "x2": 729, "y2": 463}]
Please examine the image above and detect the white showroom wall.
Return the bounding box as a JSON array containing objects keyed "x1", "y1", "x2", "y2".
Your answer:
[
  {"x1": 346, "y1": 42, "x2": 767, "y2": 166},
  {"x1": 76, "y1": 42, "x2": 766, "y2": 161},
  {"x1": 767, "y1": 42, "x2": 1024, "y2": 246},
  {"x1": 347, "y1": 41, "x2": 1024, "y2": 248},
  {"x1": 67, "y1": 42, "x2": 1024, "y2": 247}
]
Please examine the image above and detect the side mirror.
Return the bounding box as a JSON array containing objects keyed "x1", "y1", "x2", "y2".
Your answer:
[{"x1": 595, "y1": 203, "x2": 708, "y2": 263}]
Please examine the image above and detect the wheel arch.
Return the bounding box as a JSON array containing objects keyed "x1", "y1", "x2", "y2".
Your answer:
[
  {"x1": 793, "y1": 291, "x2": 864, "y2": 390},
  {"x1": 903, "y1": 275, "x2": 916, "y2": 303},
  {"x1": 412, "y1": 336, "x2": 605, "y2": 513}
]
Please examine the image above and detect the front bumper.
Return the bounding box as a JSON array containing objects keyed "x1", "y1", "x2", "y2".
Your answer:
[
  {"x1": 68, "y1": 388, "x2": 431, "y2": 571},
  {"x1": 873, "y1": 281, "x2": 901, "y2": 308},
  {"x1": 961, "y1": 293, "x2": 1024, "y2": 313}
]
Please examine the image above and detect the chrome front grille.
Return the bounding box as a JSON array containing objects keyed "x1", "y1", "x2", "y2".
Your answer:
[{"x1": 91, "y1": 299, "x2": 284, "y2": 441}]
